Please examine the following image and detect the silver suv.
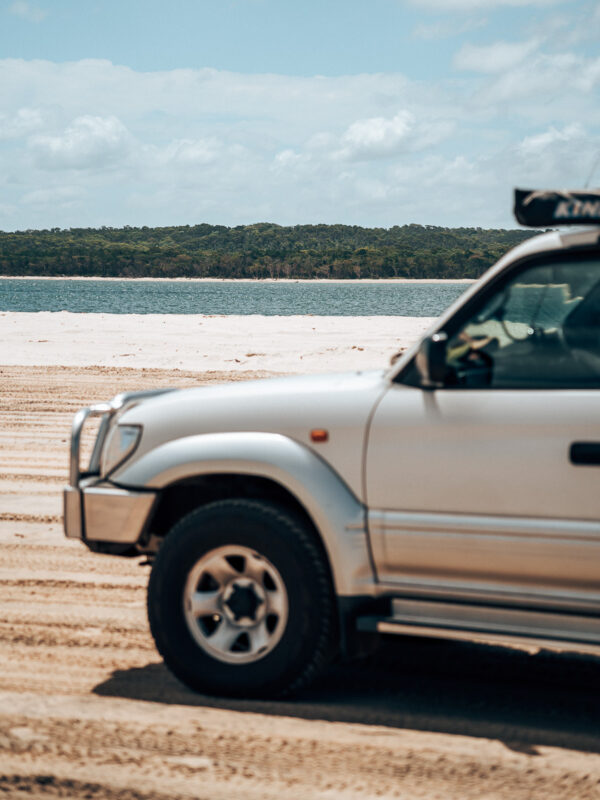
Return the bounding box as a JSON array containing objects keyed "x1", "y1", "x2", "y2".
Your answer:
[{"x1": 64, "y1": 189, "x2": 600, "y2": 697}]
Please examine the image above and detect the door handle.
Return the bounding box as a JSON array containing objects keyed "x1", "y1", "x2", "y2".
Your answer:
[{"x1": 570, "y1": 442, "x2": 600, "y2": 465}]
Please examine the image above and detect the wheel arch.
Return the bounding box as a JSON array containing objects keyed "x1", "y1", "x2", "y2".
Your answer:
[
  {"x1": 115, "y1": 431, "x2": 374, "y2": 598},
  {"x1": 149, "y1": 472, "x2": 322, "y2": 553}
]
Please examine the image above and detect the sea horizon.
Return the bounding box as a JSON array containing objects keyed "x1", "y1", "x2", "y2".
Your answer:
[{"x1": 0, "y1": 275, "x2": 475, "y2": 285}]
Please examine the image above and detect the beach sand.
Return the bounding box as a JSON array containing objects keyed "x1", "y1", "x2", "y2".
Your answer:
[
  {"x1": 0, "y1": 311, "x2": 435, "y2": 373},
  {"x1": 1, "y1": 313, "x2": 598, "y2": 799}
]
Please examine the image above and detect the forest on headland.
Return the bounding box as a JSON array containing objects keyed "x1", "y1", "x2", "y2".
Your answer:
[{"x1": 0, "y1": 222, "x2": 539, "y2": 280}]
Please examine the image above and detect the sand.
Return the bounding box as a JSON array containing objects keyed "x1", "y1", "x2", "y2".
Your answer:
[
  {"x1": 1, "y1": 313, "x2": 599, "y2": 799},
  {"x1": 0, "y1": 312, "x2": 436, "y2": 373}
]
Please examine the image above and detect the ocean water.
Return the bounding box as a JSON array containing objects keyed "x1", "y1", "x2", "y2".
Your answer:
[{"x1": 0, "y1": 278, "x2": 470, "y2": 317}]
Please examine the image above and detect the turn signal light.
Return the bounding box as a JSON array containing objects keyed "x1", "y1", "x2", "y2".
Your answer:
[{"x1": 310, "y1": 429, "x2": 329, "y2": 443}]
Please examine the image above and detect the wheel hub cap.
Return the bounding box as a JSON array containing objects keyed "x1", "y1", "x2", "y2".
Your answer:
[
  {"x1": 222, "y1": 579, "x2": 266, "y2": 626},
  {"x1": 183, "y1": 545, "x2": 289, "y2": 665}
]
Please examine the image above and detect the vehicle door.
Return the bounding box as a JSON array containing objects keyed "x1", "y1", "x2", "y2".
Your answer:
[{"x1": 365, "y1": 252, "x2": 600, "y2": 611}]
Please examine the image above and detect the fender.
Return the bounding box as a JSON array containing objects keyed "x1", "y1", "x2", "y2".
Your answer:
[{"x1": 113, "y1": 431, "x2": 376, "y2": 597}]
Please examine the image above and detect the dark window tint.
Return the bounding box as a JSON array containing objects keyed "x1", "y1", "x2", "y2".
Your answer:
[{"x1": 443, "y1": 259, "x2": 600, "y2": 388}]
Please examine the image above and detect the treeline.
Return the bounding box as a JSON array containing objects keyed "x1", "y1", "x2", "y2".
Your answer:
[{"x1": 0, "y1": 222, "x2": 539, "y2": 280}]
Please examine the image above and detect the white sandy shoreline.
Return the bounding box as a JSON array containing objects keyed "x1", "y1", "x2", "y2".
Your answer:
[
  {"x1": 0, "y1": 275, "x2": 474, "y2": 285},
  {"x1": 0, "y1": 311, "x2": 436, "y2": 373}
]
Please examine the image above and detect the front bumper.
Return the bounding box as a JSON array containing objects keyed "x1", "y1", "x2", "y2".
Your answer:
[
  {"x1": 64, "y1": 392, "x2": 164, "y2": 545},
  {"x1": 64, "y1": 482, "x2": 156, "y2": 543}
]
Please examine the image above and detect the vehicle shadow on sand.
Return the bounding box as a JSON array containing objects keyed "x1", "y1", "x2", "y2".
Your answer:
[{"x1": 93, "y1": 636, "x2": 600, "y2": 753}]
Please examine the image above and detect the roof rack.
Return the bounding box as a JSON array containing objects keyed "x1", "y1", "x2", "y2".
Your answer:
[{"x1": 514, "y1": 188, "x2": 600, "y2": 227}]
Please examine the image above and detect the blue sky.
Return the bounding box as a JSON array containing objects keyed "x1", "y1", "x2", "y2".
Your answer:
[
  {"x1": 0, "y1": 0, "x2": 599, "y2": 229},
  {"x1": 1, "y1": 0, "x2": 560, "y2": 77}
]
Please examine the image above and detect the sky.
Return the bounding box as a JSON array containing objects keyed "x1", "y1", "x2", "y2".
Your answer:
[{"x1": 0, "y1": 0, "x2": 599, "y2": 231}]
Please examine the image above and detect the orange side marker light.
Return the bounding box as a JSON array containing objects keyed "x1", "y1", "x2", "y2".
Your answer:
[{"x1": 310, "y1": 429, "x2": 329, "y2": 443}]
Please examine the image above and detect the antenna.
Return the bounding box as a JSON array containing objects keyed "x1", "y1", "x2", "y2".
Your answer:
[{"x1": 584, "y1": 150, "x2": 600, "y2": 189}]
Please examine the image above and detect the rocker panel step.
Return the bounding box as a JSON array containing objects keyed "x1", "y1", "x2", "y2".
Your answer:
[{"x1": 357, "y1": 598, "x2": 600, "y2": 655}]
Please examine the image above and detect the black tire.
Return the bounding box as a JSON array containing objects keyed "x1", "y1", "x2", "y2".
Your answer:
[{"x1": 147, "y1": 499, "x2": 337, "y2": 698}]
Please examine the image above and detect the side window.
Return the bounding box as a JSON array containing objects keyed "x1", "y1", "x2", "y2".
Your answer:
[{"x1": 444, "y1": 259, "x2": 600, "y2": 388}]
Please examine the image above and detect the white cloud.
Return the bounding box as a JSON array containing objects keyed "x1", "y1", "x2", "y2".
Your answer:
[
  {"x1": 281, "y1": 111, "x2": 454, "y2": 167},
  {"x1": 22, "y1": 185, "x2": 84, "y2": 207},
  {"x1": 8, "y1": 1, "x2": 47, "y2": 23},
  {"x1": 514, "y1": 124, "x2": 597, "y2": 182},
  {"x1": 482, "y1": 123, "x2": 599, "y2": 197},
  {"x1": 29, "y1": 115, "x2": 133, "y2": 170},
  {"x1": 336, "y1": 111, "x2": 415, "y2": 160},
  {"x1": 157, "y1": 138, "x2": 221, "y2": 166},
  {"x1": 518, "y1": 122, "x2": 586, "y2": 157},
  {"x1": 454, "y1": 39, "x2": 541, "y2": 73},
  {"x1": 0, "y1": 53, "x2": 597, "y2": 230},
  {"x1": 0, "y1": 59, "x2": 417, "y2": 143},
  {"x1": 470, "y1": 52, "x2": 600, "y2": 108},
  {"x1": 0, "y1": 107, "x2": 44, "y2": 140},
  {"x1": 273, "y1": 149, "x2": 303, "y2": 169}
]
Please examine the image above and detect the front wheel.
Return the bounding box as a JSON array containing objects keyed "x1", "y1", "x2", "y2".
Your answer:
[{"x1": 147, "y1": 499, "x2": 337, "y2": 697}]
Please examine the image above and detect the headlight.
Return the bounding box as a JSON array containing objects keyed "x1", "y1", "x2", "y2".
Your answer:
[{"x1": 101, "y1": 424, "x2": 142, "y2": 475}]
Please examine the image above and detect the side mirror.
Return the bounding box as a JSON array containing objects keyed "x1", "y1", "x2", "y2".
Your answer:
[{"x1": 415, "y1": 332, "x2": 448, "y2": 389}]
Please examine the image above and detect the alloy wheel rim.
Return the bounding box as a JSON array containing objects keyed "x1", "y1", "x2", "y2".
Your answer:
[{"x1": 183, "y1": 544, "x2": 289, "y2": 665}]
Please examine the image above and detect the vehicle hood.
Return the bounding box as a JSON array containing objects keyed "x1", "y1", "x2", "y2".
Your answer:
[{"x1": 115, "y1": 370, "x2": 389, "y2": 500}]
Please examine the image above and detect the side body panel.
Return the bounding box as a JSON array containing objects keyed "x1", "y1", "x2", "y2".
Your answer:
[{"x1": 366, "y1": 384, "x2": 600, "y2": 611}]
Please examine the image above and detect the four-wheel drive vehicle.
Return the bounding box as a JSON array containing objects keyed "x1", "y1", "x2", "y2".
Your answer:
[{"x1": 64, "y1": 189, "x2": 600, "y2": 697}]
